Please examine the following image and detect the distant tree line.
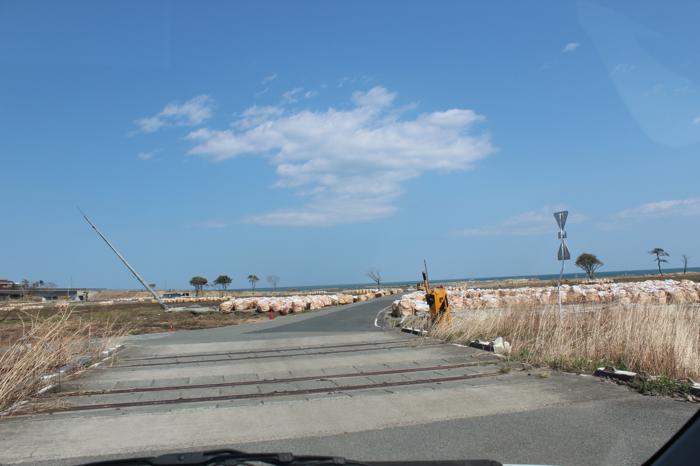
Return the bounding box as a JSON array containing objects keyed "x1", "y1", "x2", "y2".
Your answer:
[
  {"x1": 573, "y1": 247, "x2": 690, "y2": 280},
  {"x1": 188, "y1": 273, "x2": 277, "y2": 296}
]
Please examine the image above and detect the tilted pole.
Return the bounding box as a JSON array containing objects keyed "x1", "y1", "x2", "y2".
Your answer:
[
  {"x1": 79, "y1": 208, "x2": 168, "y2": 310},
  {"x1": 423, "y1": 259, "x2": 431, "y2": 292}
]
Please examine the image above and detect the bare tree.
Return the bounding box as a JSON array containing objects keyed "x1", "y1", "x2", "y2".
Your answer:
[
  {"x1": 266, "y1": 275, "x2": 280, "y2": 291},
  {"x1": 681, "y1": 254, "x2": 689, "y2": 275},
  {"x1": 649, "y1": 248, "x2": 669, "y2": 277},
  {"x1": 366, "y1": 267, "x2": 381, "y2": 290}
]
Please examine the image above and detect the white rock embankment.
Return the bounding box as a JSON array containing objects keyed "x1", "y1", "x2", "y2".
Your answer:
[
  {"x1": 0, "y1": 288, "x2": 405, "y2": 313},
  {"x1": 392, "y1": 280, "x2": 700, "y2": 317},
  {"x1": 219, "y1": 289, "x2": 403, "y2": 315}
]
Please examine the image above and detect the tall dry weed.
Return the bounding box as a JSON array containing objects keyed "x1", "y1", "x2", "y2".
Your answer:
[
  {"x1": 431, "y1": 304, "x2": 700, "y2": 380},
  {"x1": 0, "y1": 308, "x2": 125, "y2": 413}
]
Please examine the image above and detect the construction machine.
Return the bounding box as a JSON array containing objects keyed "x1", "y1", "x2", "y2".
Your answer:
[{"x1": 421, "y1": 261, "x2": 451, "y2": 325}]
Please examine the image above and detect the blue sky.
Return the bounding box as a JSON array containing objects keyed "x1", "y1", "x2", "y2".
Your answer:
[{"x1": 1, "y1": 0, "x2": 699, "y2": 289}]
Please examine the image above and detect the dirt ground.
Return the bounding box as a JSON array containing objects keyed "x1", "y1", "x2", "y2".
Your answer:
[{"x1": 0, "y1": 302, "x2": 266, "y2": 347}]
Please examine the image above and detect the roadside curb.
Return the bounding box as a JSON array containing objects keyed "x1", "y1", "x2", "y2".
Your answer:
[
  {"x1": 594, "y1": 367, "x2": 700, "y2": 397},
  {"x1": 468, "y1": 340, "x2": 494, "y2": 352},
  {"x1": 373, "y1": 306, "x2": 392, "y2": 329},
  {"x1": 593, "y1": 367, "x2": 637, "y2": 382}
]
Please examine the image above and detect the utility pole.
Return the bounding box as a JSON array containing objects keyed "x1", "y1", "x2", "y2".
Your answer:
[{"x1": 79, "y1": 208, "x2": 167, "y2": 310}]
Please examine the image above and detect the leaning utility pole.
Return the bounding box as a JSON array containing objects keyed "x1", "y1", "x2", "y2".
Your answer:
[{"x1": 79, "y1": 208, "x2": 167, "y2": 310}]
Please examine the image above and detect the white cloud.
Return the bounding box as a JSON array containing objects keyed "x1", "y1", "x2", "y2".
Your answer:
[
  {"x1": 189, "y1": 219, "x2": 230, "y2": 229},
  {"x1": 135, "y1": 95, "x2": 214, "y2": 133},
  {"x1": 137, "y1": 151, "x2": 154, "y2": 161},
  {"x1": 351, "y1": 86, "x2": 396, "y2": 109},
  {"x1": 281, "y1": 88, "x2": 303, "y2": 104},
  {"x1": 613, "y1": 198, "x2": 700, "y2": 220},
  {"x1": 280, "y1": 88, "x2": 318, "y2": 104},
  {"x1": 187, "y1": 86, "x2": 494, "y2": 226},
  {"x1": 234, "y1": 105, "x2": 284, "y2": 129},
  {"x1": 261, "y1": 73, "x2": 277, "y2": 85},
  {"x1": 337, "y1": 77, "x2": 354, "y2": 88},
  {"x1": 454, "y1": 206, "x2": 585, "y2": 236},
  {"x1": 562, "y1": 42, "x2": 580, "y2": 53},
  {"x1": 693, "y1": 116, "x2": 700, "y2": 125}
]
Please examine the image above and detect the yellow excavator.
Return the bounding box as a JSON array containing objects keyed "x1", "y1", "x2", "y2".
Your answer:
[{"x1": 421, "y1": 261, "x2": 451, "y2": 325}]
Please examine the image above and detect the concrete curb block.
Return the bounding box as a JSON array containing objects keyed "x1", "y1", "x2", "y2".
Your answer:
[
  {"x1": 693, "y1": 383, "x2": 700, "y2": 397},
  {"x1": 593, "y1": 367, "x2": 637, "y2": 382},
  {"x1": 594, "y1": 367, "x2": 700, "y2": 397},
  {"x1": 469, "y1": 340, "x2": 495, "y2": 352},
  {"x1": 400, "y1": 327, "x2": 428, "y2": 335},
  {"x1": 36, "y1": 384, "x2": 57, "y2": 395}
]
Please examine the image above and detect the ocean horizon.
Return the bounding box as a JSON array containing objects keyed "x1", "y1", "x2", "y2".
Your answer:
[{"x1": 113, "y1": 266, "x2": 698, "y2": 293}]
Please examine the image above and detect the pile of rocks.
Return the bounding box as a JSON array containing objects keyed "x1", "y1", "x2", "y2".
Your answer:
[
  {"x1": 0, "y1": 288, "x2": 407, "y2": 313},
  {"x1": 219, "y1": 289, "x2": 402, "y2": 315},
  {"x1": 391, "y1": 293, "x2": 430, "y2": 317},
  {"x1": 392, "y1": 280, "x2": 700, "y2": 316}
]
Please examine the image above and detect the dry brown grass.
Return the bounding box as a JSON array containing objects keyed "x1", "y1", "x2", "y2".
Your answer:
[
  {"x1": 431, "y1": 303, "x2": 700, "y2": 380},
  {"x1": 0, "y1": 308, "x2": 125, "y2": 413}
]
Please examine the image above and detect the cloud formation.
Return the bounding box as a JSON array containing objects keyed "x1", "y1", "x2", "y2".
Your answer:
[
  {"x1": 281, "y1": 87, "x2": 303, "y2": 104},
  {"x1": 187, "y1": 86, "x2": 493, "y2": 226},
  {"x1": 562, "y1": 42, "x2": 580, "y2": 53},
  {"x1": 261, "y1": 73, "x2": 277, "y2": 85},
  {"x1": 613, "y1": 198, "x2": 700, "y2": 220},
  {"x1": 280, "y1": 87, "x2": 317, "y2": 104},
  {"x1": 454, "y1": 206, "x2": 585, "y2": 236},
  {"x1": 136, "y1": 95, "x2": 214, "y2": 133}
]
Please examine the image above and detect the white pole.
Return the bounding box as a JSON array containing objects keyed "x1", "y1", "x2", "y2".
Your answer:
[{"x1": 558, "y1": 259, "x2": 564, "y2": 316}]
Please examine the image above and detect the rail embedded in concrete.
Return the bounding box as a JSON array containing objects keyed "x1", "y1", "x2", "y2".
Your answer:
[
  {"x1": 113, "y1": 340, "x2": 448, "y2": 368},
  {"x1": 54, "y1": 360, "x2": 497, "y2": 398},
  {"x1": 118, "y1": 338, "x2": 425, "y2": 362},
  {"x1": 21, "y1": 370, "x2": 503, "y2": 415}
]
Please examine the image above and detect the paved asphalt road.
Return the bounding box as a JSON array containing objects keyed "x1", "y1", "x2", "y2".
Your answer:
[{"x1": 0, "y1": 295, "x2": 696, "y2": 466}]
